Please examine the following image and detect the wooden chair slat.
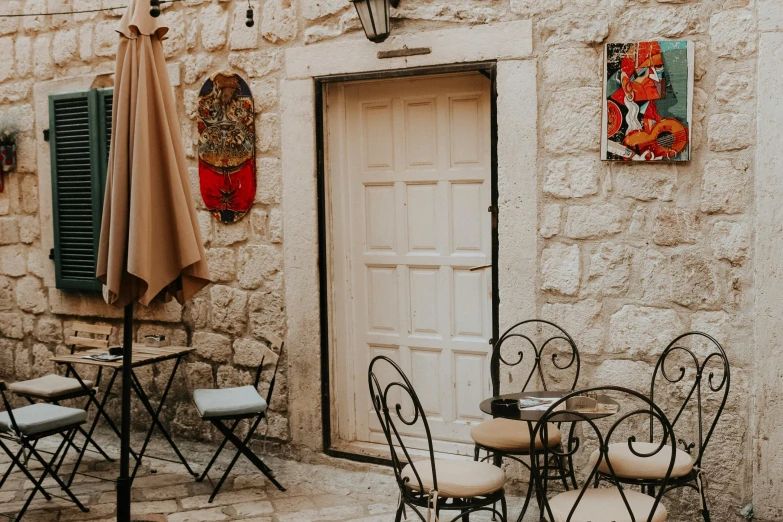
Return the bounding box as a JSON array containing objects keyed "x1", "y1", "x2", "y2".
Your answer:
[
  {"x1": 68, "y1": 336, "x2": 110, "y2": 349},
  {"x1": 72, "y1": 323, "x2": 113, "y2": 336}
]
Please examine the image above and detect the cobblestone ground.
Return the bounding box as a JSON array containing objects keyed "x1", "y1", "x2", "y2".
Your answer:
[{"x1": 0, "y1": 431, "x2": 535, "y2": 522}]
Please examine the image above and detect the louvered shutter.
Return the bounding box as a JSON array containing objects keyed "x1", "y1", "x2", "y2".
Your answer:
[{"x1": 49, "y1": 89, "x2": 113, "y2": 292}]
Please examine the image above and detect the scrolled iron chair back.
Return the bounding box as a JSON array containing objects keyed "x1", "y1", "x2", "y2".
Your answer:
[
  {"x1": 650, "y1": 332, "x2": 730, "y2": 467},
  {"x1": 491, "y1": 319, "x2": 580, "y2": 396},
  {"x1": 368, "y1": 355, "x2": 437, "y2": 501},
  {"x1": 532, "y1": 386, "x2": 677, "y2": 522}
]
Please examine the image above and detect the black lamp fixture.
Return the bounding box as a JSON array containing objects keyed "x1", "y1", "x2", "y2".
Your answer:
[
  {"x1": 149, "y1": 0, "x2": 160, "y2": 17},
  {"x1": 351, "y1": 0, "x2": 399, "y2": 43}
]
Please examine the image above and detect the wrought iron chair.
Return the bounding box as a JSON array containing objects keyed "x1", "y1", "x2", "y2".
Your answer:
[
  {"x1": 194, "y1": 332, "x2": 286, "y2": 502},
  {"x1": 532, "y1": 386, "x2": 676, "y2": 522},
  {"x1": 0, "y1": 380, "x2": 90, "y2": 521},
  {"x1": 8, "y1": 323, "x2": 116, "y2": 467},
  {"x1": 591, "y1": 332, "x2": 729, "y2": 522},
  {"x1": 369, "y1": 355, "x2": 508, "y2": 522},
  {"x1": 470, "y1": 319, "x2": 580, "y2": 516}
]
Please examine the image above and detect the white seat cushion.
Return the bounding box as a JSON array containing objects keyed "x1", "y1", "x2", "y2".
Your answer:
[
  {"x1": 8, "y1": 374, "x2": 95, "y2": 399},
  {"x1": 548, "y1": 489, "x2": 668, "y2": 522},
  {"x1": 588, "y1": 442, "x2": 694, "y2": 480},
  {"x1": 193, "y1": 386, "x2": 267, "y2": 419},
  {"x1": 0, "y1": 404, "x2": 87, "y2": 436},
  {"x1": 470, "y1": 418, "x2": 562, "y2": 452},
  {"x1": 400, "y1": 459, "x2": 506, "y2": 498}
]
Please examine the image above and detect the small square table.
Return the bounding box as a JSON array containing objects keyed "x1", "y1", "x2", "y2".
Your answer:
[{"x1": 52, "y1": 344, "x2": 196, "y2": 486}]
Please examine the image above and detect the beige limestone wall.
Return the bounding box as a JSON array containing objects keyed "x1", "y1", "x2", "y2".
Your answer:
[{"x1": 0, "y1": 0, "x2": 767, "y2": 520}]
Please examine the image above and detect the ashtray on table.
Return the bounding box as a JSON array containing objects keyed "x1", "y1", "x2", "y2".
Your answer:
[{"x1": 491, "y1": 398, "x2": 519, "y2": 416}]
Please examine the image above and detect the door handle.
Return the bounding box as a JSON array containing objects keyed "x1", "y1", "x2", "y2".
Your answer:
[{"x1": 469, "y1": 264, "x2": 492, "y2": 271}]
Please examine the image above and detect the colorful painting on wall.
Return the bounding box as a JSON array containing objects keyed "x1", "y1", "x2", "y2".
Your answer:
[
  {"x1": 198, "y1": 71, "x2": 256, "y2": 224},
  {"x1": 602, "y1": 41, "x2": 694, "y2": 162}
]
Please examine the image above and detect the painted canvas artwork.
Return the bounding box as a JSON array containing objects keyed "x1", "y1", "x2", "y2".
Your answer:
[
  {"x1": 602, "y1": 41, "x2": 694, "y2": 162},
  {"x1": 198, "y1": 71, "x2": 256, "y2": 224}
]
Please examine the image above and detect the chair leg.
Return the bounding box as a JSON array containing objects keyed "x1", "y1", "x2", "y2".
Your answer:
[
  {"x1": 208, "y1": 416, "x2": 266, "y2": 502},
  {"x1": 26, "y1": 432, "x2": 89, "y2": 514},
  {"x1": 500, "y1": 495, "x2": 508, "y2": 522},
  {"x1": 394, "y1": 502, "x2": 404, "y2": 522},
  {"x1": 0, "y1": 441, "x2": 52, "y2": 502},
  {"x1": 197, "y1": 418, "x2": 241, "y2": 483},
  {"x1": 210, "y1": 418, "x2": 285, "y2": 493}
]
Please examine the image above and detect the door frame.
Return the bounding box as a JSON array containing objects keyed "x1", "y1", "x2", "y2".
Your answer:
[{"x1": 315, "y1": 61, "x2": 500, "y2": 464}]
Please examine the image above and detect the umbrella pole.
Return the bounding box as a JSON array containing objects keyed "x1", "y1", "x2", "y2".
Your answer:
[{"x1": 117, "y1": 303, "x2": 133, "y2": 522}]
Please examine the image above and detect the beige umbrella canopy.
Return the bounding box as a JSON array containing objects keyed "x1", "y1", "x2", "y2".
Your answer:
[
  {"x1": 96, "y1": 2, "x2": 210, "y2": 519},
  {"x1": 97, "y1": 0, "x2": 210, "y2": 307}
]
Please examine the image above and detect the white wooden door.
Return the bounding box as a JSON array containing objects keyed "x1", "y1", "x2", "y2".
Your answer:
[{"x1": 326, "y1": 73, "x2": 493, "y2": 455}]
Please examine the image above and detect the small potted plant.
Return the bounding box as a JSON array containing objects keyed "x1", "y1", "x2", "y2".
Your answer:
[{"x1": 0, "y1": 114, "x2": 18, "y2": 174}]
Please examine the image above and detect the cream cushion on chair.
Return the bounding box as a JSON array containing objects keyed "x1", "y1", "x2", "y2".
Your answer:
[
  {"x1": 8, "y1": 375, "x2": 95, "y2": 399},
  {"x1": 0, "y1": 404, "x2": 87, "y2": 436},
  {"x1": 400, "y1": 459, "x2": 506, "y2": 498},
  {"x1": 193, "y1": 386, "x2": 268, "y2": 419},
  {"x1": 470, "y1": 418, "x2": 562, "y2": 452},
  {"x1": 548, "y1": 489, "x2": 668, "y2": 522},
  {"x1": 588, "y1": 442, "x2": 694, "y2": 480}
]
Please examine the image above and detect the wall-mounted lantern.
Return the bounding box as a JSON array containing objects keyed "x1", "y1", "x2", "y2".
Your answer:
[{"x1": 351, "y1": 0, "x2": 399, "y2": 43}]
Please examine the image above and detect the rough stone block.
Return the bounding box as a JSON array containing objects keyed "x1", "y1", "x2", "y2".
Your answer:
[
  {"x1": 670, "y1": 251, "x2": 720, "y2": 307},
  {"x1": 48, "y1": 289, "x2": 124, "y2": 318},
  {"x1": 652, "y1": 206, "x2": 698, "y2": 246},
  {"x1": 255, "y1": 157, "x2": 281, "y2": 204},
  {"x1": 216, "y1": 365, "x2": 252, "y2": 388},
  {"x1": 609, "y1": 305, "x2": 683, "y2": 357},
  {"x1": 210, "y1": 285, "x2": 248, "y2": 334},
  {"x1": 542, "y1": 47, "x2": 599, "y2": 89},
  {"x1": 541, "y1": 299, "x2": 603, "y2": 355},
  {"x1": 181, "y1": 54, "x2": 213, "y2": 85},
  {"x1": 249, "y1": 291, "x2": 284, "y2": 339},
  {"x1": 261, "y1": 0, "x2": 297, "y2": 43},
  {"x1": 0, "y1": 218, "x2": 19, "y2": 245},
  {"x1": 16, "y1": 276, "x2": 46, "y2": 314},
  {"x1": 563, "y1": 204, "x2": 624, "y2": 239},
  {"x1": 0, "y1": 37, "x2": 14, "y2": 82},
  {"x1": 708, "y1": 113, "x2": 753, "y2": 151},
  {"x1": 135, "y1": 299, "x2": 183, "y2": 323},
  {"x1": 228, "y1": 1, "x2": 260, "y2": 50},
  {"x1": 238, "y1": 245, "x2": 282, "y2": 290},
  {"x1": 35, "y1": 317, "x2": 63, "y2": 343},
  {"x1": 18, "y1": 216, "x2": 39, "y2": 244},
  {"x1": 184, "y1": 296, "x2": 210, "y2": 330},
  {"x1": 233, "y1": 338, "x2": 267, "y2": 367},
  {"x1": 710, "y1": 9, "x2": 755, "y2": 57},
  {"x1": 540, "y1": 204, "x2": 561, "y2": 239},
  {"x1": 78, "y1": 23, "x2": 93, "y2": 61},
  {"x1": 250, "y1": 208, "x2": 268, "y2": 239},
  {"x1": 193, "y1": 331, "x2": 232, "y2": 363},
  {"x1": 200, "y1": 2, "x2": 228, "y2": 51},
  {"x1": 0, "y1": 2, "x2": 20, "y2": 35},
  {"x1": 14, "y1": 36, "x2": 31, "y2": 77},
  {"x1": 31, "y1": 343, "x2": 54, "y2": 377},
  {"x1": 701, "y1": 159, "x2": 748, "y2": 214},
  {"x1": 715, "y1": 67, "x2": 753, "y2": 104},
  {"x1": 206, "y1": 248, "x2": 236, "y2": 283},
  {"x1": 93, "y1": 20, "x2": 117, "y2": 57},
  {"x1": 0, "y1": 313, "x2": 23, "y2": 339},
  {"x1": 585, "y1": 244, "x2": 632, "y2": 297},
  {"x1": 0, "y1": 246, "x2": 26, "y2": 276},
  {"x1": 712, "y1": 221, "x2": 750, "y2": 263},
  {"x1": 544, "y1": 158, "x2": 601, "y2": 199},
  {"x1": 544, "y1": 87, "x2": 601, "y2": 153},
  {"x1": 52, "y1": 28, "x2": 77, "y2": 66},
  {"x1": 301, "y1": 0, "x2": 349, "y2": 20},
  {"x1": 541, "y1": 242, "x2": 580, "y2": 296},
  {"x1": 0, "y1": 339, "x2": 14, "y2": 378},
  {"x1": 257, "y1": 113, "x2": 280, "y2": 153},
  {"x1": 615, "y1": 164, "x2": 675, "y2": 201},
  {"x1": 249, "y1": 79, "x2": 277, "y2": 112},
  {"x1": 211, "y1": 219, "x2": 249, "y2": 247},
  {"x1": 591, "y1": 359, "x2": 654, "y2": 393},
  {"x1": 269, "y1": 207, "x2": 282, "y2": 243},
  {"x1": 185, "y1": 361, "x2": 214, "y2": 391}
]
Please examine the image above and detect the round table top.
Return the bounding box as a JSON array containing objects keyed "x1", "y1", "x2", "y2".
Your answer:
[{"x1": 479, "y1": 391, "x2": 621, "y2": 423}]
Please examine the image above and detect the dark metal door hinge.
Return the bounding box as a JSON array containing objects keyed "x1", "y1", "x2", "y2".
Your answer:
[
  {"x1": 43, "y1": 129, "x2": 50, "y2": 142},
  {"x1": 49, "y1": 248, "x2": 55, "y2": 260}
]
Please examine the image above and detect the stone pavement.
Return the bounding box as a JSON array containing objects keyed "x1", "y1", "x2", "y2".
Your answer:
[{"x1": 0, "y1": 431, "x2": 536, "y2": 522}]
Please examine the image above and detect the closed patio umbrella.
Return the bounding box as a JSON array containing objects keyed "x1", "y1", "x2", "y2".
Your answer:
[{"x1": 96, "y1": 1, "x2": 210, "y2": 520}]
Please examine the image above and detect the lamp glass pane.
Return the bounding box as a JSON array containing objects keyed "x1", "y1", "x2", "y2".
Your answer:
[
  {"x1": 353, "y1": 1, "x2": 377, "y2": 40},
  {"x1": 369, "y1": 0, "x2": 390, "y2": 36}
]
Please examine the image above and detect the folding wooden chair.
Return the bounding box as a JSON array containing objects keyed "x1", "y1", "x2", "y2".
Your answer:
[
  {"x1": 0, "y1": 380, "x2": 90, "y2": 521},
  {"x1": 193, "y1": 332, "x2": 286, "y2": 502},
  {"x1": 7, "y1": 323, "x2": 116, "y2": 467}
]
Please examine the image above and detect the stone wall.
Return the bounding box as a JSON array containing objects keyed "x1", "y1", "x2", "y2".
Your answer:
[{"x1": 0, "y1": 0, "x2": 769, "y2": 520}]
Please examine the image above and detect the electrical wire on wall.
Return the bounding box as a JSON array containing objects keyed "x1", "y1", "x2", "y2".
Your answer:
[{"x1": 0, "y1": 0, "x2": 181, "y2": 18}]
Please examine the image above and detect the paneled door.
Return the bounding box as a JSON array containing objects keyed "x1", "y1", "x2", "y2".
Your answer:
[{"x1": 326, "y1": 73, "x2": 493, "y2": 455}]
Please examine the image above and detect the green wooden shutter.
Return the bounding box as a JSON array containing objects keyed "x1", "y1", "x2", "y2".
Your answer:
[{"x1": 49, "y1": 88, "x2": 113, "y2": 292}]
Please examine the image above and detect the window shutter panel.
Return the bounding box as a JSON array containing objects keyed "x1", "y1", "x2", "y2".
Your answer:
[{"x1": 49, "y1": 90, "x2": 103, "y2": 291}]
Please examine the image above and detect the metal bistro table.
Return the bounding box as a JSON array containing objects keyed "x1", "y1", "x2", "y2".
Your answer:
[
  {"x1": 479, "y1": 391, "x2": 621, "y2": 522},
  {"x1": 52, "y1": 344, "x2": 197, "y2": 486}
]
